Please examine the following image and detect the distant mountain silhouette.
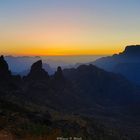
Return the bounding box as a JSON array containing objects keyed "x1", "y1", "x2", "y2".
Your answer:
[
  {"x1": 23, "y1": 61, "x2": 136, "y2": 109},
  {"x1": 0, "y1": 56, "x2": 138, "y2": 109},
  {"x1": 121, "y1": 45, "x2": 140, "y2": 56},
  {"x1": 92, "y1": 45, "x2": 140, "y2": 85}
]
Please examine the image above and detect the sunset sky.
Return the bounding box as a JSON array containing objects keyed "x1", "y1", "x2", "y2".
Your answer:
[{"x1": 0, "y1": 0, "x2": 140, "y2": 56}]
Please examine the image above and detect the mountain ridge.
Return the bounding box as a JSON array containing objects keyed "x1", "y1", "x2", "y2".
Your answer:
[
  {"x1": 93, "y1": 45, "x2": 140, "y2": 85},
  {"x1": 0, "y1": 55, "x2": 140, "y2": 139}
]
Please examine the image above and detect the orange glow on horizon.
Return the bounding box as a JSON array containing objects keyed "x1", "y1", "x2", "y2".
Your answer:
[{"x1": 0, "y1": 44, "x2": 123, "y2": 56}]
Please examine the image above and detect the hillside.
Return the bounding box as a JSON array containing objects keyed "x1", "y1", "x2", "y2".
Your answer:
[
  {"x1": 0, "y1": 55, "x2": 140, "y2": 139},
  {"x1": 93, "y1": 45, "x2": 140, "y2": 85}
]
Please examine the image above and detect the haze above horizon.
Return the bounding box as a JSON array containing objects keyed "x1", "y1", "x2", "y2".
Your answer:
[{"x1": 0, "y1": 0, "x2": 140, "y2": 56}]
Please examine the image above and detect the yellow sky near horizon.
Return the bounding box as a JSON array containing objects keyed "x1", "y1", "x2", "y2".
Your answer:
[
  {"x1": 0, "y1": 42, "x2": 125, "y2": 56},
  {"x1": 0, "y1": 0, "x2": 140, "y2": 56}
]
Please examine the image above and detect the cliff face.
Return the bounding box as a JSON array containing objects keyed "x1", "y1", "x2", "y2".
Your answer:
[
  {"x1": 54, "y1": 66, "x2": 65, "y2": 81},
  {"x1": 0, "y1": 55, "x2": 11, "y2": 80},
  {"x1": 121, "y1": 45, "x2": 140, "y2": 56},
  {"x1": 93, "y1": 45, "x2": 140, "y2": 85},
  {"x1": 25, "y1": 60, "x2": 50, "y2": 81}
]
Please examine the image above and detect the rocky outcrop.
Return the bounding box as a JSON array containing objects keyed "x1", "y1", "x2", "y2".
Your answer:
[
  {"x1": 93, "y1": 45, "x2": 140, "y2": 84},
  {"x1": 54, "y1": 66, "x2": 64, "y2": 81},
  {"x1": 0, "y1": 55, "x2": 11, "y2": 80},
  {"x1": 121, "y1": 45, "x2": 140, "y2": 56},
  {"x1": 26, "y1": 60, "x2": 49, "y2": 80}
]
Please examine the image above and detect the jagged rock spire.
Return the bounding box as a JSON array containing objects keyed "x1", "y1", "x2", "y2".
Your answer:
[
  {"x1": 27, "y1": 60, "x2": 49, "y2": 80},
  {"x1": 0, "y1": 55, "x2": 11, "y2": 79},
  {"x1": 30, "y1": 60, "x2": 43, "y2": 73},
  {"x1": 54, "y1": 66, "x2": 64, "y2": 80}
]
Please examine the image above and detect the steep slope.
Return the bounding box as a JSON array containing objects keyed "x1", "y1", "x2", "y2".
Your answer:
[
  {"x1": 63, "y1": 64, "x2": 135, "y2": 106},
  {"x1": 93, "y1": 45, "x2": 140, "y2": 85},
  {"x1": 23, "y1": 60, "x2": 136, "y2": 111},
  {"x1": 0, "y1": 55, "x2": 11, "y2": 80},
  {"x1": 25, "y1": 60, "x2": 50, "y2": 81},
  {"x1": 23, "y1": 61, "x2": 88, "y2": 111},
  {"x1": 0, "y1": 56, "x2": 140, "y2": 139},
  {"x1": 113, "y1": 63, "x2": 140, "y2": 84},
  {"x1": 0, "y1": 55, "x2": 139, "y2": 112}
]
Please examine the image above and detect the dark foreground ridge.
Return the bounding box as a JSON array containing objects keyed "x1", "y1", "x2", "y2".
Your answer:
[
  {"x1": 0, "y1": 55, "x2": 140, "y2": 140},
  {"x1": 0, "y1": 55, "x2": 11, "y2": 80}
]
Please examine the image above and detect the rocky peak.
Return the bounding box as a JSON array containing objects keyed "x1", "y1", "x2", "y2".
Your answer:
[
  {"x1": 0, "y1": 55, "x2": 11, "y2": 79},
  {"x1": 54, "y1": 66, "x2": 64, "y2": 80},
  {"x1": 30, "y1": 60, "x2": 43, "y2": 73},
  {"x1": 27, "y1": 60, "x2": 49, "y2": 80},
  {"x1": 121, "y1": 45, "x2": 140, "y2": 56}
]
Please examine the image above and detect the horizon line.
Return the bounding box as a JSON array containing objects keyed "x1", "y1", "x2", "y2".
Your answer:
[{"x1": 2, "y1": 54, "x2": 112, "y2": 57}]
